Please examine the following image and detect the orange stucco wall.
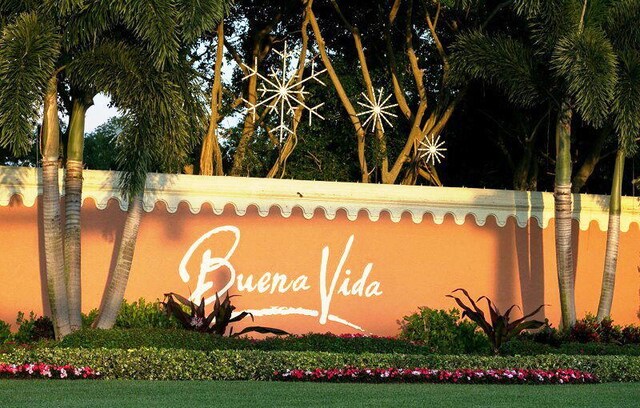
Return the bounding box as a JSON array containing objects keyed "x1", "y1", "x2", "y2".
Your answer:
[{"x1": 0, "y1": 194, "x2": 638, "y2": 335}]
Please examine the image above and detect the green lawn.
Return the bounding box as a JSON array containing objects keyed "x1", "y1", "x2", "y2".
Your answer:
[{"x1": 0, "y1": 381, "x2": 638, "y2": 407}]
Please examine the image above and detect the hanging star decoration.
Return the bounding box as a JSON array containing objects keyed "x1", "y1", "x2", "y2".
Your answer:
[
  {"x1": 418, "y1": 135, "x2": 447, "y2": 165},
  {"x1": 357, "y1": 87, "x2": 398, "y2": 133},
  {"x1": 242, "y1": 42, "x2": 327, "y2": 143}
]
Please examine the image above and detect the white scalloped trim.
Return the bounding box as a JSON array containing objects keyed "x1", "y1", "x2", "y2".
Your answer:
[{"x1": 2, "y1": 166, "x2": 640, "y2": 232}]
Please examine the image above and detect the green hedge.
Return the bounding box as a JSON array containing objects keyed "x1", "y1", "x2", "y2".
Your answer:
[
  {"x1": 57, "y1": 329, "x2": 438, "y2": 355},
  {"x1": 1, "y1": 347, "x2": 639, "y2": 382},
  {"x1": 501, "y1": 339, "x2": 640, "y2": 356},
  {"x1": 56, "y1": 328, "x2": 640, "y2": 357}
]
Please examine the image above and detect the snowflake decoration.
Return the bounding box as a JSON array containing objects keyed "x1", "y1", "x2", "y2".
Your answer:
[
  {"x1": 242, "y1": 42, "x2": 327, "y2": 143},
  {"x1": 357, "y1": 87, "x2": 398, "y2": 133},
  {"x1": 418, "y1": 135, "x2": 447, "y2": 165}
]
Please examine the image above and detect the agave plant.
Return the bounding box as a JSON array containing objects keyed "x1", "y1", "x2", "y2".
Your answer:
[
  {"x1": 446, "y1": 289, "x2": 545, "y2": 354},
  {"x1": 162, "y1": 292, "x2": 287, "y2": 337}
]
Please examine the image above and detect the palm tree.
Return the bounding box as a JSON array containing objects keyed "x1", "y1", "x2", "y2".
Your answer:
[
  {"x1": 597, "y1": 20, "x2": 640, "y2": 320},
  {"x1": 0, "y1": 0, "x2": 229, "y2": 337},
  {"x1": 450, "y1": 0, "x2": 631, "y2": 328},
  {"x1": 0, "y1": 9, "x2": 71, "y2": 337}
]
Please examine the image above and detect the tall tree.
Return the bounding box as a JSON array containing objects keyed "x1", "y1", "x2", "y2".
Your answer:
[
  {"x1": 597, "y1": 1, "x2": 640, "y2": 320},
  {"x1": 450, "y1": 0, "x2": 622, "y2": 327},
  {"x1": 0, "y1": 0, "x2": 230, "y2": 336}
]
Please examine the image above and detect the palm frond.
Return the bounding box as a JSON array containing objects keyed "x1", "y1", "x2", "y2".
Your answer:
[
  {"x1": 0, "y1": 12, "x2": 60, "y2": 156},
  {"x1": 176, "y1": 0, "x2": 231, "y2": 43},
  {"x1": 114, "y1": 0, "x2": 180, "y2": 70},
  {"x1": 613, "y1": 50, "x2": 640, "y2": 156},
  {"x1": 63, "y1": 0, "x2": 115, "y2": 50},
  {"x1": 43, "y1": 0, "x2": 87, "y2": 16},
  {"x1": 450, "y1": 30, "x2": 542, "y2": 107},
  {"x1": 605, "y1": 0, "x2": 640, "y2": 50},
  {"x1": 551, "y1": 27, "x2": 617, "y2": 127}
]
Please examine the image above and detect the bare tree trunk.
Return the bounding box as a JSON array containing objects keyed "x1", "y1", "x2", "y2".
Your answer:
[
  {"x1": 554, "y1": 101, "x2": 576, "y2": 328},
  {"x1": 42, "y1": 75, "x2": 71, "y2": 339},
  {"x1": 93, "y1": 193, "x2": 144, "y2": 329},
  {"x1": 200, "y1": 22, "x2": 225, "y2": 176},
  {"x1": 307, "y1": 1, "x2": 369, "y2": 182},
  {"x1": 64, "y1": 97, "x2": 92, "y2": 331},
  {"x1": 230, "y1": 15, "x2": 281, "y2": 176},
  {"x1": 597, "y1": 149, "x2": 625, "y2": 321}
]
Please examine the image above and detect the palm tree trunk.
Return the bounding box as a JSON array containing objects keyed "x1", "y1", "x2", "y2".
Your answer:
[
  {"x1": 64, "y1": 98, "x2": 90, "y2": 331},
  {"x1": 93, "y1": 193, "x2": 144, "y2": 329},
  {"x1": 42, "y1": 76, "x2": 71, "y2": 339},
  {"x1": 596, "y1": 149, "x2": 625, "y2": 321},
  {"x1": 554, "y1": 101, "x2": 576, "y2": 328}
]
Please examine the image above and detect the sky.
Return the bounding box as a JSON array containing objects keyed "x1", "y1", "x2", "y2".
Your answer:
[{"x1": 85, "y1": 94, "x2": 119, "y2": 132}]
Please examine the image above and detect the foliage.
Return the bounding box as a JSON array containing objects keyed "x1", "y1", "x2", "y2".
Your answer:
[
  {"x1": 274, "y1": 367, "x2": 598, "y2": 384},
  {"x1": 13, "y1": 312, "x2": 55, "y2": 344},
  {"x1": 163, "y1": 292, "x2": 287, "y2": 337},
  {"x1": 1, "y1": 347, "x2": 639, "y2": 382},
  {"x1": 56, "y1": 329, "x2": 454, "y2": 355},
  {"x1": 447, "y1": 289, "x2": 545, "y2": 354},
  {"x1": 398, "y1": 308, "x2": 489, "y2": 354},
  {"x1": 500, "y1": 338, "x2": 640, "y2": 357},
  {"x1": 114, "y1": 298, "x2": 178, "y2": 330},
  {"x1": 55, "y1": 328, "x2": 640, "y2": 357},
  {"x1": 82, "y1": 117, "x2": 123, "y2": 170},
  {"x1": 567, "y1": 314, "x2": 640, "y2": 344},
  {"x1": 0, "y1": 320, "x2": 10, "y2": 344}
]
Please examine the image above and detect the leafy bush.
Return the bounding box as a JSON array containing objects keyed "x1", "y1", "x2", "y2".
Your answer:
[
  {"x1": 622, "y1": 326, "x2": 640, "y2": 344},
  {"x1": 13, "y1": 312, "x2": 55, "y2": 343},
  {"x1": 567, "y1": 315, "x2": 640, "y2": 345},
  {"x1": 81, "y1": 309, "x2": 99, "y2": 328},
  {"x1": 0, "y1": 320, "x2": 10, "y2": 344},
  {"x1": 1, "y1": 347, "x2": 638, "y2": 382},
  {"x1": 398, "y1": 308, "x2": 489, "y2": 354},
  {"x1": 447, "y1": 289, "x2": 545, "y2": 354},
  {"x1": 114, "y1": 298, "x2": 178, "y2": 329}
]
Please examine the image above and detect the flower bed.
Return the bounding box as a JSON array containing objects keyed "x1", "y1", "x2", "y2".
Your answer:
[
  {"x1": 1, "y1": 347, "x2": 639, "y2": 381},
  {"x1": 274, "y1": 367, "x2": 598, "y2": 384},
  {"x1": 0, "y1": 363, "x2": 100, "y2": 379}
]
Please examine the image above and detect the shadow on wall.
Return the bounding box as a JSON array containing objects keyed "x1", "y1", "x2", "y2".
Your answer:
[
  {"x1": 95, "y1": 173, "x2": 179, "y2": 310},
  {"x1": 495, "y1": 191, "x2": 546, "y2": 320},
  {"x1": 29, "y1": 169, "x2": 180, "y2": 320},
  {"x1": 513, "y1": 191, "x2": 545, "y2": 320}
]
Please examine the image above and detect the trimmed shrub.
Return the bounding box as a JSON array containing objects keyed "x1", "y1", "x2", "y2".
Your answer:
[
  {"x1": 58, "y1": 328, "x2": 640, "y2": 357},
  {"x1": 500, "y1": 339, "x2": 640, "y2": 356},
  {"x1": 58, "y1": 329, "x2": 432, "y2": 355},
  {"x1": 398, "y1": 308, "x2": 489, "y2": 353},
  {"x1": 1, "y1": 347, "x2": 638, "y2": 382}
]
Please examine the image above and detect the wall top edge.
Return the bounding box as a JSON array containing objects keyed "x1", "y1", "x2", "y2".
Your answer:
[{"x1": 1, "y1": 165, "x2": 639, "y2": 231}]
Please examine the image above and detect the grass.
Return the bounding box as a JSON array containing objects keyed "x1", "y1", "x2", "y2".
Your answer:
[{"x1": 0, "y1": 381, "x2": 638, "y2": 407}]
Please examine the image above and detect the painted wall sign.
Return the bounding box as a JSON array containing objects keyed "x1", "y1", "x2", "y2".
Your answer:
[
  {"x1": 1, "y1": 166, "x2": 639, "y2": 334},
  {"x1": 180, "y1": 225, "x2": 382, "y2": 331}
]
